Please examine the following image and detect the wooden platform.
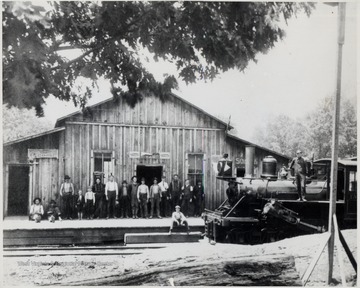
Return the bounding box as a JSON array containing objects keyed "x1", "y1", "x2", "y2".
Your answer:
[
  {"x1": 2, "y1": 217, "x2": 204, "y2": 247},
  {"x1": 124, "y1": 232, "x2": 202, "y2": 244}
]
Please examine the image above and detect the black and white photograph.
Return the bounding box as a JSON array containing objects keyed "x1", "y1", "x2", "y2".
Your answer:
[{"x1": 2, "y1": 1, "x2": 357, "y2": 286}]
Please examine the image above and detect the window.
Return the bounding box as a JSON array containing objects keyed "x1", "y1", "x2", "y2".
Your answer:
[
  {"x1": 94, "y1": 152, "x2": 113, "y2": 179},
  {"x1": 187, "y1": 154, "x2": 204, "y2": 186},
  {"x1": 349, "y1": 171, "x2": 357, "y2": 192}
]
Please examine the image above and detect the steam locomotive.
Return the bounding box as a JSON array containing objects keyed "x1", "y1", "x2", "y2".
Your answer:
[{"x1": 202, "y1": 153, "x2": 357, "y2": 244}]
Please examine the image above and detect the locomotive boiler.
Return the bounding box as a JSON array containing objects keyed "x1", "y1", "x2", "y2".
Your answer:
[{"x1": 203, "y1": 149, "x2": 357, "y2": 244}]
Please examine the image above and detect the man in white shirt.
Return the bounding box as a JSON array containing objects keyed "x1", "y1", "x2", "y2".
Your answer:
[
  {"x1": 105, "y1": 175, "x2": 118, "y2": 219},
  {"x1": 149, "y1": 178, "x2": 161, "y2": 218},
  {"x1": 159, "y1": 175, "x2": 170, "y2": 217},
  {"x1": 137, "y1": 177, "x2": 149, "y2": 218}
]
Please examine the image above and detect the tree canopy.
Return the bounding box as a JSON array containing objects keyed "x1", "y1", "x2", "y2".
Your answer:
[
  {"x1": 3, "y1": 1, "x2": 314, "y2": 116},
  {"x1": 2, "y1": 105, "x2": 53, "y2": 142},
  {"x1": 253, "y1": 96, "x2": 357, "y2": 159}
]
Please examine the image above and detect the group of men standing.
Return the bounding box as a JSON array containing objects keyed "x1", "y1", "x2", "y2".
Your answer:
[{"x1": 59, "y1": 174, "x2": 205, "y2": 220}]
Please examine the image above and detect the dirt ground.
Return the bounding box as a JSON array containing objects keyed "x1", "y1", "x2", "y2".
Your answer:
[{"x1": 2, "y1": 229, "x2": 357, "y2": 286}]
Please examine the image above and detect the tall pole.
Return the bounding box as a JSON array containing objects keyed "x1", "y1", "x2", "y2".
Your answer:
[{"x1": 327, "y1": 2, "x2": 346, "y2": 284}]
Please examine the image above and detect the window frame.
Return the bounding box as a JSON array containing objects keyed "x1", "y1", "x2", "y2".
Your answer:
[
  {"x1": 186, "y1": 153, "x2": 205, "y2": 187},
  {"x1": 91, "y1": 150, "x2": 115, "y2": 183}
]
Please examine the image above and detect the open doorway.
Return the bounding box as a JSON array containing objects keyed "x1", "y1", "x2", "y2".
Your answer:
[
  {"x1": 8, "y1": 165, "x2": 29, "y2": 216},
  {"x1": 136, "y1": 165, "x2": 163, "y2": 187}
]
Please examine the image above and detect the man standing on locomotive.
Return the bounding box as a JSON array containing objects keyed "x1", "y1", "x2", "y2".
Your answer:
[{"x1": 289, "y1": 149, "x2": 308, "y2": 201}]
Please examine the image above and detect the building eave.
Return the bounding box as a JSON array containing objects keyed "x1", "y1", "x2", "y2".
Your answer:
[
  {"x1": 3, "y1": 127, "x2": 65, "y2": 146},
  {"x1": 226, "y1": 133, "x2": 291, "y2": 160}
]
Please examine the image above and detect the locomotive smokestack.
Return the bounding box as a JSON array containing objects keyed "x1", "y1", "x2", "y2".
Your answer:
[{"x1": 245, "y1": 146, "x2": 255, "y2": 177}]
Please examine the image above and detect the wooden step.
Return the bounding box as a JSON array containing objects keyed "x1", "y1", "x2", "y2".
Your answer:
[{"x1": 124, "y1": 232, "x2": 202, "y2": 245}]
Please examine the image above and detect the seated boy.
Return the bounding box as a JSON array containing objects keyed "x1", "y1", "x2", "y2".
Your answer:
[
  {"x1": 29, "y1": 197, "x2": 44, "y2": 222},
  {"x1": 47, "y1": 200, "x2": 62, "y2": 222},
  {"x1": 169, "y1": 205, "x2": 189, "y2": 234}
]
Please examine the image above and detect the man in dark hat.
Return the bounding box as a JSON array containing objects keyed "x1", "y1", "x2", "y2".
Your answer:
[
  {"x1": 193, "y1": 180, "x2": 205, "y2": 217},
  {"x1": 93, "y1": 177, "x2": 105, "y2": 219},
  {"x1": 119, "y1": 180, "x2": 130, "y2": 218},
  {"x1": 289, "y1": 149, "x2": 308, "y2": 201},
  {"x1": 129, "y1": 176, "x2": 139, "y2": 218},
  {"x1": 59, "y1": 175, "x2": 74, "y2": 219},
  {"x1": 169, "y1": 174, "x2": 182, "y2": 210},
  {"x1": 226, "y1": 181, "x2": 239, "y2": 206}
]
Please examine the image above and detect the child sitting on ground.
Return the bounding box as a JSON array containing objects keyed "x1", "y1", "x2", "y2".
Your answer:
[
  {"x1": 47, "y1": 200, "x2": 62, "y2": 222},
  {"x1": 169, "y1": 205, "x2": 189, "y2": 234},
  {"x1": 29, "y1": 197, "x2": 44, "y2": 223}
]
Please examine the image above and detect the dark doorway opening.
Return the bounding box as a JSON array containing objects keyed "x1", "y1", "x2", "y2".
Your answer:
[
  {"x1": 8, "y1": 165, "x2": 30, "y2": 216},
  {"x1": 136, "y1": 165, "x2": 163, "y2": 187}
]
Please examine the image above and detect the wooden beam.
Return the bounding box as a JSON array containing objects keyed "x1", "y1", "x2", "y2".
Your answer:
[
  {"x1": 338, "y1": 229, "x2": 357, "y2": 272},
  {"x1": 301, "y1": 232, "x2": 331, "y2": 286},
  {"x1": 328, "y1": 3, "x2": 346, "y2": 284},
  {"x1": 333, "y1": 215, "x2": 347, "y2": 286},
  {"x1": 66, "y1": 121, "x2": 225, "y2": 131},
  {"x1": 28, "y1": 165, "x2": 33, "y2": 215}
]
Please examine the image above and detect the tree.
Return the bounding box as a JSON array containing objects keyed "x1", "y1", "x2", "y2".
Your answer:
[
  {"x1": 3, "y1": 1, "x2": 314, "y2": 116},
  {"x1": 339, "y1": 99, "x2": 357, "y2": 157},
  {"x1": 253, "y1": 114, "x2": 309, "y2": 157},
  {"x1": 306, "y1": 96, "x2": 357, "y2": 158},
  {"x1": 253, "y1": 96, "x2": 357, "y2": 159},
  {"x1": 2, "y1": 105, "x2": 53, "y2": 142},
  {"x1": 306, "y1": 96, "x2": 333, "y2": 158}
]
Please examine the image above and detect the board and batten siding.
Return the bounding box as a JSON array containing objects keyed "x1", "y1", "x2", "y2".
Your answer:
[
  {"x1": 56, "y1": 94, "x2": 226, "y2": 130},
  {"x1": 57, "y1": 94, "x2": 231, "y2": 210},
  {"x1": 3, "y1": 131, "x2": 64, "y2": 211},
  {"x1": 63, "y1": 122, "x2": 228, "y2": 210},
  {"x1": 3, "y1": 95, "x2": 291, "y2": 214}
]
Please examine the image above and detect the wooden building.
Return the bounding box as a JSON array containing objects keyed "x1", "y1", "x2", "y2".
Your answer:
[{"x1": 3, "y1": 93, "x2": 290, "y2": 217}]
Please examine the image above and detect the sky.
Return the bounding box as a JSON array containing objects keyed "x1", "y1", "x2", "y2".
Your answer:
[{"x1": 42, "y1": 2, "x2": 358, "y2": 142}]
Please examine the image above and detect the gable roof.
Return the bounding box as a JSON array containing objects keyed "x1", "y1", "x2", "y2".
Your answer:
[
  {"x1": 55, "y1": 93, "x2": 233, "y2": 129},
  {"x1": 3, "y1": 127, "x2": 65, "y2": 146},
  {"x1": 226, "y1": 133, "x2": 291, "y2": 160}
]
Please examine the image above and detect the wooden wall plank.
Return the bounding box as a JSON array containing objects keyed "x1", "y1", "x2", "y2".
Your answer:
[
  {"x1": 176, "y1": 129, "x2": 180, "y2": 177},
  {"x1": 120, "y1": 126, "x2": 123, "y2": 180},
  {"x1": 86, "y1": 124, "x2": 90, "y2": 187},
  {"x1": 149, "y1": 127, "x2": 152, "y2": 153},
  {"x1": 79, "y1": 124, "x2": 83, "y2": 191},
  {"x1": 193, "y1": 129, "x2": 197, "y2": 152},
  {"x1": 71, "y1": 125, "x2": 75, "y2": 181},
  {"x1": 124, "y1": 127, "x2": 128, "y2": 181},
  {"x1": 58, "y1": 131, "x2": 65, "y2": 186},
  {"x1": 182, "y1": 128, "x2": 185, "y2": 182}
]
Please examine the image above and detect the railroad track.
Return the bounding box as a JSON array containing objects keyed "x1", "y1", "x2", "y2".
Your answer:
[{"x1": 3, "y1": 244, "x2": 166, "y2": 257}]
